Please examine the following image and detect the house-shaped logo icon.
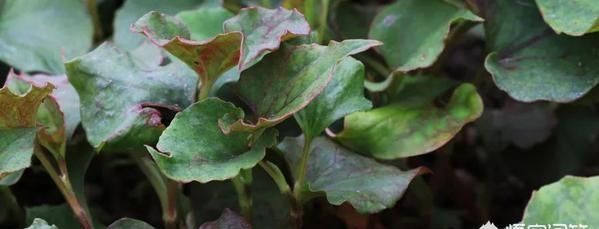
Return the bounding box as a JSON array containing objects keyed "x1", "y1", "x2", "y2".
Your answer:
[{"x1": 479, "y1": 221, "x2": 499, "y2": 229}]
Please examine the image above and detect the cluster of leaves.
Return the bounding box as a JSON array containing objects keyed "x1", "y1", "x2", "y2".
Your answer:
[{"x1": 1, "y1": 0, "x2": 598, "y2": 228}]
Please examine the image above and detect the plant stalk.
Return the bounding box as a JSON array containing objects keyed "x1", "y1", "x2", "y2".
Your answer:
[
  {"x1": 290, "y1": 136, "x2": 313, "y2": 227},
  {"x1": 85, "y1": 0, "x2": 103, "y2": 42},
  {"x1": 34, "y1": 148, "x2": 93, "y2": 229},
  {"x1": 164, "y1": 180, "x2": 179, "y2": 229},
  {"x1": 259, "y1": 161, "x2": 302, "y2": 229},
  {"x1": 232, "y1": 173, "x2": 253, "y2": 221},
  {"x1": 131, "y1": 153, "x2": 176, "y2": 229},
  {"x1": 197, "y1": 80, "x2": 214, "y2": 101},
  {"x1": 317, "y1": 0, "x2": 331, "y2": 44},
  {"x1": 0, "y1": 186, "x2": 24, "y2": 226}
]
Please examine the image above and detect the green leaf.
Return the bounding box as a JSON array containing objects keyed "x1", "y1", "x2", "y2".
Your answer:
[
  {"x1": 0, "y1": 169, "x2": 23, "y2": 186},
  {"x1": 133, "y1": 11, "x2": 242, "y2": 99},
  {"x1": 65, "y1": 43, "x2": 196, "y2": 151},
  {"x1": 221, "y1": 39, "x2": 381, "y2": 133},
  {"x1": 25, "y1": 218, "x2": 58, "y2": 229},
  {"x1": 178, "y1": 7, "x2": 235, "y2": 41},
  {"x1": 484, "y1": 0, "x2": 599, "y2": 102},
  {"x1": 146, "y1": 98, "x2": 277, "y2": 183},
  {"x1": 522, "y1": 175, "x2": 599, "y2": 225},
  {"x1": 199, "y1": 209, "x2": 251, "y2": 229},
  {"x1": 113, "y1": 0, "x2": 205, "y2": 49},
  {"x1": 335, "y1": 83, "x2": 483, "y2": 159},
  {"x1": 294, "y1": 57, "x2": 371, "y2": 139},
  {"x1": 107, "y1": 218, "x2": 154, "y2": 229},
  {"x1": 535, "y1": 0, "x2": 599, "y2": 36},
  {"x1": 0, "y1": 0, "x2": 92, "y2": 74},
  {"x1": 280, "y1": 136, "x2": 426, "y2": 213},
  {"x1": 223, "y1": 7, "x2": 311, "y2": 70},
  {"x1": 0, "y1": 83, "x2": 53, "y2": 178},
  {"x1": 369, "y1": 0, "x2": 481, "y2": 72}
]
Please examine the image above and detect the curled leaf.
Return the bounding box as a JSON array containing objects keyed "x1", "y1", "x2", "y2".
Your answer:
[
  {"x1": 335, "y1": 83, "x2": 483, "y2": 159},
  {"x1": 133, "y1": 11, "x2": 242, "y2": 99},
  {"x1": 147, "y1": 98, "x2": 277, "y2": 183},
  {"x1": 221, "y1": 39, "x2": 381, "y2": 133},
  {"x1": 223, "y1": 7, "x2": 311, "y2": 70},
  {"x1": 0, "y1": 83, "x2": 53, "y2": 177}
]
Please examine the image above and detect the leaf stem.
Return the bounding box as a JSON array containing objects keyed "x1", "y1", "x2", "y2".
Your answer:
[
  {"x1": 289, "y1": 136, "x2": 314, "y2": 227},
  {"x1": 358, "y1": 55, "x2": 391, "y2": 77},
  {"x1": 258, "y1": 161, "x2": 302, "y2": 228},
  {"x1": 130, "y1": 153, "x2": 175, "y2": 229},
  {"x1": 164, "y1": 180, "x2": 179, "y2": 229},
  {"x1": 0, "y1": 186, "x2": 24, "y2": 226},
  {"x1": 85, "y1": 0, "x2": 103, "y2": 42},
  {"x1": 197, "y1": 80, "x2": 214, "y2": 101},
  {"x1": 34, "y1": 147, "x2": 93, "y2": 229},
  {"x1": 317, "y1": 0, "x2": 331, "y2": 44},
  {"x1": 232, "y1": 172, "x2": 253, "y2": 222}
]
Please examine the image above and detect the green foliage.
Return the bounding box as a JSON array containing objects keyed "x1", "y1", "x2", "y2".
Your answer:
[{"x1": 1, "y1": 0, "x2": 599, "y2": 228}]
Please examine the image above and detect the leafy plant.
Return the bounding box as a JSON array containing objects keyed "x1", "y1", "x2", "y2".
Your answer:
[{"x1": 1, "y1": 0, "x2": 599, "y2": 228}]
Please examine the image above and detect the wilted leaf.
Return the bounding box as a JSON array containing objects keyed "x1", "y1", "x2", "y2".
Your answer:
[
  {"x1": 178, "y1": 7, "x2": 235, "y2": 41},
  {"x1": 133, "y1": 11, "x2": 242, "y2": 99},
  {"x1": 147, "y1": 98, "x2": 277, "y2": 183},
  {"x1": 221, "y1": 39, "x2": 381, "y2": 133},
  {"x1": 199, "y1": 209, "x2": 251, "y2": 229},
  {"x1": 335, "y1": 83, "x2": 483, "y2": 159},
  {"x1": 369, "y1": 0, "x2": 481, "y2": 72},
  {"x1": 7, "y1": 73, "x2": 80, "y2": 139},
  {"x1": 522, "y1": 175, "x2": 599, "y2": 225},
  {"x1": 65, "y1": 43, "x2": 196, "y2": 151},
  {"x1": 294, "y1": 57, "x2": 371, "y2": 139},
  {"x1": 535, "y1": 0, "x2": 599, "y2": 36},
  {"x1": 223, "y1": 7, "x2": 311, "y2": 70},
  {"x1": 107, "y1": 218, "x2": 154, "y2": 229},
  {"x1": 0, "y1": 0, "x2": 92, "y2": 74},
  {"x1": 25, "y1": 218, "x2": 58, "y2": 229},
  {"x1": 0, "y1": 83, "x2": 53, "y2": 177},
  {"x1": 484, "y1": 0, "x2": 599, "y2": 102},
  {"x1": 5, "y1": 72, "x2": 81, "y2": 157},
  {"x1": 113, "y1": 0, "x2": 205, "y2": 49},
  {"x1": 280, "y1": 136, "x2": 426, "y2": 213}
]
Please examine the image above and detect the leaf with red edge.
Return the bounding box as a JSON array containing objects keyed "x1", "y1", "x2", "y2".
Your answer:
[
  {"x1": 223, "y1": 7, "x2": 311, "y2": 70},
  {"x1": 219, "y1": 39, "x2": 381, "y2": 134},
  {"x1": 133, "y1": 11, "x2": 242, "y2": 99}
]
